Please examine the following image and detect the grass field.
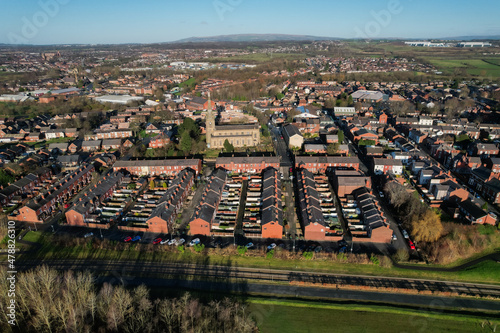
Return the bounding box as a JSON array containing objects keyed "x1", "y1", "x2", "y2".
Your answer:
[
  {"x1": 346, "y1": 41, "x2": 500, "y2": 79},
  {"x1": 428, "y1": 58, "x2": 500, "y2": 78},
  {"x1": 14, "y1": 231, "x2": 500, "y2": 285},
  {"x1": 207, "y1": 53, "x2": 307, "y2": 64},
  {"x1": 248, "y1": 299, "x2": 500, "y2": 333}
]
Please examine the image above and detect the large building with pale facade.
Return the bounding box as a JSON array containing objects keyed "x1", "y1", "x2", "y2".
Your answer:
[{"x1": 206, "y1": 96, "x2": 260, "y2": 149}]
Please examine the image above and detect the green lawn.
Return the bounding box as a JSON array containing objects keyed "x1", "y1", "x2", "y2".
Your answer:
[
  {"x1": 179, "y1": 77, "x2": 196, "y2": 88},
  {"x1": 12, "y1": 232, "x2": 500, "y2": 285},
  {"x1": 249, "y1": 299, "x2": 499, "y2": 333}
]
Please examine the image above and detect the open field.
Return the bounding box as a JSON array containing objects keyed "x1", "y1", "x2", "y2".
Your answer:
[
  {"x1": 346, "y1": 41, "x2": 500, "y2": 79},
  {"x1": 206, "y1": 52, "x2": 307, "y2": 64},
  {"x1": 428, "y1": 58, "x2": 500, "y2": 77},
  {"x1": 12, "y1": 231, "x2": 500, "y2": 285},
  {"x1": 248, "y1": 299, "x2": 500, "y2": 333}
]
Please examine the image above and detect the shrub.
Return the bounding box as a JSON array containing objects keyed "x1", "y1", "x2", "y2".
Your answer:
[
  {"x1": 337, "y1": 252, "x2": 347, "y2": 261},
  {"x1": 478, "y1": 224, "x2": 496, "y2": 235},
  {"x1": 394, "y1": 248, "x2": 409, "y2": 263},
  {"x1": 370, "y1": 255, "x2": 380, "y2": 266},
  {"x1": 302, "y1": 251, "x2": 314, "y2": 260},
  {"x1": 177, "y1": 245, "x2": 185, "y2": 253},
  {"x1": 193, "y1": 243, "x2": 205, "y2": 253},
  {"x1": 266, "y1": 249, "x2": 274, "y2": 259},
  {"x1": 237, "y1": 245, "x2": 247, "y2": 255}
]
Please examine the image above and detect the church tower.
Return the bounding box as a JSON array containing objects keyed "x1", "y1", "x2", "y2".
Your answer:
[{"x1": 206, "y1": 92, "x2": 215, "y2": 148}]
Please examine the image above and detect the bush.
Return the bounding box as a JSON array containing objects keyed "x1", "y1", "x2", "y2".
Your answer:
[
  {"x1": 193, "y1": 243, "x2": 205, "y2": 253},
  {"x1": 177, "y1": 245, "x2": 185, "y2": 253},
  {"x1": 394, "y1": 248, "x2": 410, "y2": 263},
  {"x1": 370, "y1": 255, "x2": 380, "y2": 266},
  {"x1": 302, "y1": 251, "x2": 314, "y2": 260},
  {"x1": 266, "y1": 249, "x2": 275, "y2": 259},
  {"x1": 478, "y1": 224, "x2": 496, "y2": 235},
  {"x1": 337, "y1": 252, "x2": 347, "y2": 261},
  {"x1": 237, "y1": 245, "x2": 247, "y2": 255}
]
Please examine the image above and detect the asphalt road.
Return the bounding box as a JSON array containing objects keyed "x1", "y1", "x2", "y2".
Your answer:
[
  {"x1": 269, "y1": 124, "x2": 292, "y2": 167},
  {"x1": 11, "y1": 259, "x2": 500, "y2": 306}
]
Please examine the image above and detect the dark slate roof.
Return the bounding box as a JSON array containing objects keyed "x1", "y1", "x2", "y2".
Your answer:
[{"x1": 459, "y1": 200, "x2": 487, "y2": 219}]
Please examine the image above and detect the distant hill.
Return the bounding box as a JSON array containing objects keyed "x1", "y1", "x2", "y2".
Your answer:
[
  {"x1": 173, "y1": 34, "x2": 340, "y2": 43},
  {"x1": 433, "y1": 35, "x2": 500, "y2": 41}
]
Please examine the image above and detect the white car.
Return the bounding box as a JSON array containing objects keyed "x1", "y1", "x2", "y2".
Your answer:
[
  {"x1": 160, "y1": 239, "x2": 169, "y2": 245},
  {"x1": 168, "y1": 239, "x2": 176, "y2": 246},
  {"x1": 177, "y1": 238, "x2": 186, "y2": 246},
  {"x1": 402, "y1": 230, "x2": 409, "y2": 239},
  {"x1": 189, "y1": 238, "x2": 200, "y2": 246},
  {"x1": 267, "y1": 243, "x2": 276, "y2": 250},
  {"x1": 84, "y1": 232, "x2": 93, "y2": 238}
]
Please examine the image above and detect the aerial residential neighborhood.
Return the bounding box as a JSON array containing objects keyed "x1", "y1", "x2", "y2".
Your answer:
[{"x1": 0, "y1": 1, "x2": 499, "y2": 332}]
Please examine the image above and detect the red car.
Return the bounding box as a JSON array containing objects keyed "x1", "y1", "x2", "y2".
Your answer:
[
  {"x1": 123, "y1": 236, "x2": 132, "y2": 243},
  {"x1": 153, "y1": 238, "x2": 162, "y2": 245},
  {"x1": 409, "y1": 240, "x2": 416, "y2": 250}
]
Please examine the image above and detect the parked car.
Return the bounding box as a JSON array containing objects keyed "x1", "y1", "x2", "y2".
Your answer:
[
  {"x1": 245, "y1": 242, "x2": 254, "y2": 249},
  {"x1": 177, "y1": 238, "x2": 186, "y2": 245},
  {"x1": 84, "y1": 232, "x2": 93, "y2": 238},
  {"x1": 392, "y1": 233, "x2": 397, "y2": 241},
  {"x1": 153, "y1": 238, "x2": 162, "y2": 245},
  {"x1": 379, "y1": 191, "x2": 384, "y2": 198},
  {"x1": 167, "y1": 239, "x2": 176, "y2": 246},
  {"x1": 160, "y1": 239, "x2": 169, "y2": 245},
  {"x1": 338, "y1": 239, "x2": 348, "y2": 248},
  {"x1": 123, "y1": 236, "x2": 132, "y2": 243},
  {"x1": 402, "y1": 230, "x2": 409, "y2": 239},
  {"x1": 408, "y1": 240, "x2": 416, "y2": 250},
  {"x1": 189, "y1": 238, "x2": 201, "y2": 247},
  {"x1": 267, "y1": 243, "x2": 276, "y2": 250},
  {"x1": 131, "y1": 236, "x2": 141, "y2": 242}
]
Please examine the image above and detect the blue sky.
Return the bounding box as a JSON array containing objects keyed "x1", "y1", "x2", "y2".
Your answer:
[{"x1": 1, "y1": 0, "x2": 499, "y2": 44}]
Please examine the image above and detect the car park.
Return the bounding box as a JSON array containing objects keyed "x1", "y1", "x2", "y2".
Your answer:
[
  {"x1": 153, "y1": 238, "x2": 162, "y2": 245},
  {"x1": 123, "y1": 236, "x2": 132, "y2": 243}
]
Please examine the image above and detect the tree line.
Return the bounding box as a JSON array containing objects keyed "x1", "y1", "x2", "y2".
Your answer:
[{"x1": 0, "y1": 267, "x2": 257, "y2": 333}]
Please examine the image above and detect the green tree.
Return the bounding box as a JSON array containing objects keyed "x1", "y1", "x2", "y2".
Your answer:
[
  {"x1": 327, "y1": 143, "x2": 340, "y2": 155},
  {"x1": 178, "y1": 117, "x2": 199, "y2": 139},
  {"x1": 0, "y1": 170, "x2": 15, "y2": 187},
  {"x1": 481, "y1": 202, "x2": 488, "y2": 211},
  {"x1": 149, "y1": 180, "x2": 155, "y2": 190},
  {"x1": 337, "y1": 130, "x2": 344, "y2": 143},
  {"x1": 223, "y1": 139, "x2": 234, "y2": 153},
  {"x1": 180, "y1": 131, "x2": 192, "y2": 153}
]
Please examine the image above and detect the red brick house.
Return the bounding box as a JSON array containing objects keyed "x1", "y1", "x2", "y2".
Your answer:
[
  {"x1": 295, "y1": 156, "x2": 360, "y2": 173},
  {"x1": 113, "y1": 159, "x2": 202, "y2": 176},
  {"x1": 15, "y1": 165, "x2": 94, "y2": 223},
  {"x1": 216, "y1": 156, "x2": 280, "y2": 174}
]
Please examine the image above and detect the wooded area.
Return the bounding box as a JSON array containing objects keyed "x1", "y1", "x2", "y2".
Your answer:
[{"x1": 0, "y1": 267, "x2": 256, "y2": 333}]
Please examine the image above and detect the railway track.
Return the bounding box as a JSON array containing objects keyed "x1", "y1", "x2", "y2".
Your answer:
[{"x1": 10, "y1": 259, "x2": 500, "y2": 299}]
